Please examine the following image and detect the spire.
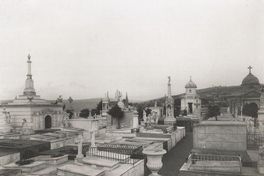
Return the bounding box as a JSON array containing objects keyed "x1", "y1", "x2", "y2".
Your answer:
[
  {"x1": 167, "y1": 76, "x2": 172, "y2": 98},
  {"x1": 23, "y1": 54, "x2": 36, "y2": 96},
  {"x1": 125, "y1": 92, "x2": 129, "y2": 107}
]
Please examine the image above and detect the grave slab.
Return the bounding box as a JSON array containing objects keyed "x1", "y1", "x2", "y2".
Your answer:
[{"x1": 57, "y1": 164, "x2": 105, "y2": 176}]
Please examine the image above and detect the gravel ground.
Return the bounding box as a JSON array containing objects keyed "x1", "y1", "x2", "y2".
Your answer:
[{"x1": 159, "y1": 132, "x2": 193, "y2": 176}]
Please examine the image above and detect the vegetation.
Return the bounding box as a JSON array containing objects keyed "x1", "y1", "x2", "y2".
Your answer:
[
  {"x1": 96, "y1": 100, "x2": 102, "y2": 115},
  {"x1": 108, "y1": 104, "x2": 124, "y2": 129},
  {"x1": 207, "y1": 105, "x2": 220, "y2": 120},
  {"x1": 66, "y1": 110, "x2": 74, "y2": 119},
  {"x1": 79, "y1": 108, "x2": 90, "y2": 118},
  {"x1": 243, "y1": 103, "x2": 258, "y2": 127}
]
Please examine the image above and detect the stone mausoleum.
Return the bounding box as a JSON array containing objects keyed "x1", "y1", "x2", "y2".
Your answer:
[{"x1": 0, "y1": 54, "x2": 64, "y2": 131}]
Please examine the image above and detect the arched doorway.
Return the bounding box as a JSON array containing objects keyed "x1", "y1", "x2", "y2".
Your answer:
[{"x1": 45, "y1": 115, "x2": 52, "y2": 129}]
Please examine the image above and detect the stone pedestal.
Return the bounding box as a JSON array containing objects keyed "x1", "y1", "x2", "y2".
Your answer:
[
  {"x1": 164, "y1": 117, "x2": 176, "y2": 126},
  {"x1": 76, "y1": 135, "x2": 84, "y2": 160},
  {"x1": 143, "y1": 148, "x2": 166, "y2": 176}
]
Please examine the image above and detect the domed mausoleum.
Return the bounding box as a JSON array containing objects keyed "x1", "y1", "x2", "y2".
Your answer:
[{"x1": 241, "y1": 66, "x2": 260, "y2": 87}]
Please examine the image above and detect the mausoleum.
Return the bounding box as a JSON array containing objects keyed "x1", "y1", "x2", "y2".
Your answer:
[{"x1": 0, "y1": 55, "x2": 64, "y2": 131}]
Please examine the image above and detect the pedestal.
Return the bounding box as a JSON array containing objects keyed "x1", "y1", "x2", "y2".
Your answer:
[
  {"x1": 143, "y1": 149, "x2": 166, "y2": 176},
  {"x1": 164, "y1": 117, "x2": 176, "y2": 126}
]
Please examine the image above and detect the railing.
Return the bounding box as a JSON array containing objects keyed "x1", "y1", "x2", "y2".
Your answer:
[
  {"x1": 187, "y1": 153, "x2": 242, "y2": 173},
  {"x1": 86, "y1": 144, "x2": 144, "y2": 165},
  {"x1": 189, "y1": 153, "x2": 241, "y2": 162},
  {"x1": 247, "y1": 132, "x2": 264, "y2": 149}
]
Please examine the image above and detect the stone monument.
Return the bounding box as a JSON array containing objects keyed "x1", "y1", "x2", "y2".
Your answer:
[
  {"x1": 76, "y1": 134, "x2": 84, "y2": 160},
  {"x1": 164, "y1": 76, "x2": 176, "y2": 125},
  {"x1": 0, "y1": 108, "x2": 12, "y2": 133},
  {"x1": 258, "y1": 87, "x2": 264, "y2": 132}
]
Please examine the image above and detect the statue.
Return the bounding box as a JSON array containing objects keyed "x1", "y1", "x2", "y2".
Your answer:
[
  {"x1": 115, "y1": 90, "x2": 122, "y2": 101},
  {"x1": 62, "y1": 112, "x2": 71, "y2": 128},
  {"x1": 2, "y1": 108, "x2": 11, "y2": 124},
  {"x1": 168, "y1": 76, "x2": 171, "y2": 85}
]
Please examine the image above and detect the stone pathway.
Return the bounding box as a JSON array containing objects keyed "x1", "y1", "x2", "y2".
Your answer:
[{"x1": 159, "y1": 132, "x2": 193, "y2": 176}]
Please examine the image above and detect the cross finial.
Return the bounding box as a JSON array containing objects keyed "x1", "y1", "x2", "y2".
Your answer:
[
  {"x1": 248, "y1": 66, "x2": 252, "y2": 74},
  {"x1": 27, "y1": 54, "x2": 31, "y2": 61}
]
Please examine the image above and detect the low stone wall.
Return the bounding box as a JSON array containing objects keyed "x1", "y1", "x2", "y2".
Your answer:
[
  {"x1": 69, "y1": 117, "x2": 107, "y2": 131},
  {"x1": 193, "y1": 121, "x2": 247, "y2": 151}
]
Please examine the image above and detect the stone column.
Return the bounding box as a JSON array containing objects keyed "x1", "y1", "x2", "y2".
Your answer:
[{"x1": 76, "y1": 134, "x2": 84, "y2": 159}]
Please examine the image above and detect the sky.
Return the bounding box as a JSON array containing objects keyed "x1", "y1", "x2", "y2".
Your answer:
[{"x1": 0, "y1": 0, "x2": 264, "y2": 101}]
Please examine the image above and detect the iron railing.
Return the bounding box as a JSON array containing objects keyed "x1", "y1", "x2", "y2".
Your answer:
[
  {"x1": 86, "y1": 144, "x2": 144, "y2": 165},
  {"x1": 247, "y1": 132, "x2": 264, "y2": 149},
  {"x1": 187, "y1": 153, "x2": 242, "y2": 173}
]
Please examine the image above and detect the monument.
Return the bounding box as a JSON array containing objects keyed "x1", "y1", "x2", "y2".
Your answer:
[
  {"x1": 164, "y1": 76, "x2": 176, "y2": 125},
  {"x1": 0, "y1": 54, "x2": 64, "y2": 131},
  {"x1": 180, "y1": 77, "x2": 201, "y2": 117},
  {"x1": 0, "y1": 108, "x2": 12, "y2": 133}
]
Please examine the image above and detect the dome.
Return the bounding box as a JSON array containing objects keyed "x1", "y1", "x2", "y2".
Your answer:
[
  {"x1": 185, "y1": 78, "x2": 197, "y2": 88},
  {"x1": 241, "y1": 73, "x2": 260, "y2": 86}
]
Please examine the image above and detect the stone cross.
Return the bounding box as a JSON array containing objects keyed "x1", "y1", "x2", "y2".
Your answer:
[
  {"x1": 248, "y1": 66, "x2": 252, "y2": 74},
  {"x1": 194, "y1": 102, "x2": 200, "y2": 109}
]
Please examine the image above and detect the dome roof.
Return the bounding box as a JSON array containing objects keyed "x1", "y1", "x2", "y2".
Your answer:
[
  {"x1": 241, "y1": 73, "x2": 260, "y2": 86},
  {"x1": 185, "y1": 78, "x2": 197, "y2": 88}
]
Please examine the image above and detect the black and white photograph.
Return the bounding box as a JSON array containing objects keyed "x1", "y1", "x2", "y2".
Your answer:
[{"x1": 0, "y1": 0, "x2": 264, "y2": 175}]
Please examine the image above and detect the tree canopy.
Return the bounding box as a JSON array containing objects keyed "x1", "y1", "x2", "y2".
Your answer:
[{"x1": 79, "y1": 108, "x2": 90, "y2": 118}]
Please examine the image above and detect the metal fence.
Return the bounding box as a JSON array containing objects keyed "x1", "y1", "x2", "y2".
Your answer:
[
  {"x1": 187, "y1": 153, "x2": 242, "y2": 172},
  {"x1": 189, "y1": 153, "x2": 241, "y2": 162},
  {"x1": 247, "y1": 132, "x2": 264, "y2": 149},
  {"x1": 86, "y1": 144, "x2": 144, "y2": 165}
]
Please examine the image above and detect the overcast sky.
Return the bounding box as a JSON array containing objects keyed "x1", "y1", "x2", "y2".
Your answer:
[{"x1": 0, "y1": 0, "x2": 263, "y2": 101}]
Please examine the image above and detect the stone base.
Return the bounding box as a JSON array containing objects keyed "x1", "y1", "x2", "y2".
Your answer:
[
  {"x1": 131, "y1": 128, "x2": 140, "y2": 133},
  {"x1": 164, "y1": 117, "x2": 176, "y2": 126},
  {"x1": 4, "y1": 161, "x2": 47, "y2": 173},
  {"x1": 258, "y1": 165, "x2": 264, "y2": 174}
]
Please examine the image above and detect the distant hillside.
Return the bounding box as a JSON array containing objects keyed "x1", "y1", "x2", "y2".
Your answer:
[
  {"x1": 63, "y1": 98, "x2": 101, "y2": 112},
  {"x1": 0, "y1": 98, "x2": 102, "y2": 113},
  {"x1": 138, "y1": 84, "x2": 264, "y2": 107}
]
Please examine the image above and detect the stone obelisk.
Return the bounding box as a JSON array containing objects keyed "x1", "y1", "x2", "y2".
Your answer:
[{"x1": 164, "y1": 76, "x2": 176, "y2": 125}]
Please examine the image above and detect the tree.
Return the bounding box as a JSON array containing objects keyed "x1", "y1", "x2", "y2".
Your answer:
[
  {"x1": 145, "y1": 108, "x2": 152, "y2": 117},
  {"x1": 66, "y1": 110, "x2": 74, "y2": 119},
  {"x1": 96, "y1": 100, "x2": 102, "y2": 115},
  {"x1": 207, "y1": 105, "x2": 220, "y2": 120},
  {"x1": 108, "y1": 104, "x2": 124, "y2": 129},
  {"x1": 243, "y1": 103, "x2": 258, "y2": 127},
  {"x1": 79, "y1": 108, "x2": 90, "y2": 118},
  {"x1": 91, "y1": 109, "x2": 97, "y2": 116}
]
